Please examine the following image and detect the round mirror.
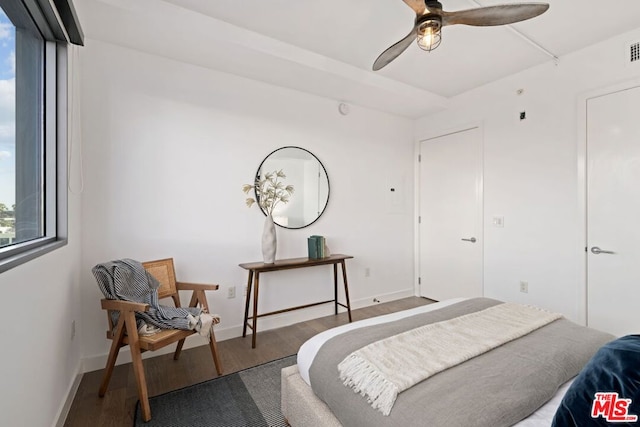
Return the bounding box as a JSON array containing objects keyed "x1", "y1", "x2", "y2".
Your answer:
[{"x1": 255, "y1": 147, "x2": 330, "y2": 229}]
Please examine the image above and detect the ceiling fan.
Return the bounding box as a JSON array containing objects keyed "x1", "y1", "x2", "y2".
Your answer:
[{"x1": 373, "y1": 0, "x2": 549, "y2": 71}]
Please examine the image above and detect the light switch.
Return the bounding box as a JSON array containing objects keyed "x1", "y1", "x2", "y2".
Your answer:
[{"x1": 493, "y1": 216, "x2": 504, "y2": 227}]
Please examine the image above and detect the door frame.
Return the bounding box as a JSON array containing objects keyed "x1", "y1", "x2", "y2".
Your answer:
[
  {"x1": 577, "y1": 77, "x2": 640, "y2": 326},
  {"x1": 414, "y1": 122, "x2": 484, "y2": 298}
]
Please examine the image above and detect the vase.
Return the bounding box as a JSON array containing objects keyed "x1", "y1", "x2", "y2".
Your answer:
[{"x1": 261, "y1": 215, "x2": 277, "y2": 264}]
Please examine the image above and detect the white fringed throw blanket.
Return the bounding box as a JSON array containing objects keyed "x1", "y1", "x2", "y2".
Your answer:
[{"x1": 337, "y1": 302, "x2": 562, "y2": 416}]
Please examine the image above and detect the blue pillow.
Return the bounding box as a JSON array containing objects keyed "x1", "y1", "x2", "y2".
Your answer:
[{"x1": 552, "y1": 335, "x2": 640, "y2": 426}]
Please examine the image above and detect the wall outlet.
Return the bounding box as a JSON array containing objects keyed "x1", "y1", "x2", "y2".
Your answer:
[
  {"x1": 71, "y1": 320, "x2": 76, "y2": 341},
  {"x1": 519, "y1": 281, "x2": 529, "y2": 293},
  {"x1": 227, "y1": 286, "x2": 236, "y2": 299},
  {"x1": 373, "y1": 298, "x2": 380, "y2": 303}
]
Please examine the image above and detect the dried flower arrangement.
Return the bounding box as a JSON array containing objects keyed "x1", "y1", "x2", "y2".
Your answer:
[{"x1": 242, "y1": 169, "x2": 294, "y2": 216}]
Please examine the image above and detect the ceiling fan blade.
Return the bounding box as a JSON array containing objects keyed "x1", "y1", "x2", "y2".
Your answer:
[
  {"x1": 372, "y1": 26, "x2": 418, "y2": 71},
  {"x1": 402, "y1": 0, "x2": 426, "y2": 15},
  {"x1": 442, "y1": 3, "x2": 549, "y2": 27}
]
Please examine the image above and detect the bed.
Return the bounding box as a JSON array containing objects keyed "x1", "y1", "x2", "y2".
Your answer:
[{"x1": 281, "y1": 297, "x2": 615, "y2": 427}]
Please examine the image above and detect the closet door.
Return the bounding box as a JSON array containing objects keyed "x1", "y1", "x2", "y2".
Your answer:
[
  {"x1": 419, "y1": 127, "x2": 483, "y2": 301},
  {"x1": 586, "y1": 85, "x2": 640, "y2": 337}
]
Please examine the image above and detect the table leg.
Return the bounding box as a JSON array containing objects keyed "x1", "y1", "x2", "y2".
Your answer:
[
  {"x1": 252, "y1": 272, "x2": 260, "y2": 348},
  {"x1": 341, "y1": 260, "x2": 352, "y2": 322},
  {"x1": 242, "y1": 270, "x2": 254, "y2": 338},
  {"x1": 333, "y1": 263, "x2": 338, "y2": 315}
]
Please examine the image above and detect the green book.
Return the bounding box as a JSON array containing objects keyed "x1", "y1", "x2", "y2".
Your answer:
[
  {"x1": 310, "y1": 235, "x2": 325, "y2": 258},
  {"x1": 308, "y1": 237, "x2": 319, "y2": 259}
]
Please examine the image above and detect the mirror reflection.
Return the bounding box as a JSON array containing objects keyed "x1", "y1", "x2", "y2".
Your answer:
[{"x1": 256, "y1": 147, "x2": 330, "y2": 229}]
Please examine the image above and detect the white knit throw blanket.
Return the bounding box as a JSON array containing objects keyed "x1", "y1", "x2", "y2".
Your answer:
[{"x1": 338, "y1": 302, "x2": 562, "y2": 416}]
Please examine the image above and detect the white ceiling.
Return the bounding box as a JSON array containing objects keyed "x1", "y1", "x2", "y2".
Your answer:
[{"x1": 83, "y1": 0, "x2": 640, "y2": 118}]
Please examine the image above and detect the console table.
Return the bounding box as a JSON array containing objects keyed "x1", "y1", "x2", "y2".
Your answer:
[{"x1": 239, "y1": 254, "x2": 354, "y2": 348}]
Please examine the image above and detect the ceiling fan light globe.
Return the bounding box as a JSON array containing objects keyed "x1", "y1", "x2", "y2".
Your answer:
[
  {"x1": 417, "y1": 19, "x2": 442, "y2": 52},
  {"x1": 417, "y1": 30, "x2": 441, "y2": 51}
]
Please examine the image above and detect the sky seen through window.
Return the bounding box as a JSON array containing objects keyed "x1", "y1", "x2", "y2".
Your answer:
[{"x1": 0, "y1": 7, "x2": 15, "y2": 210}]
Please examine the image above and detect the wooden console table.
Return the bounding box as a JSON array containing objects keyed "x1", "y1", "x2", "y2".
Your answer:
[{"x1": 239, "y1": 254, "x2": 354, "y2": 348}]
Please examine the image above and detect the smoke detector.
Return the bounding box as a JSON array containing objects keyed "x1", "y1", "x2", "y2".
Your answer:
[{"x1": 338, "y1": 103, "x2": 350, "y2": 116}]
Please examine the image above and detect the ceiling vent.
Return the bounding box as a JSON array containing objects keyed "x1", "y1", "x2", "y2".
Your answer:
[{"x1": 628, "y1": 41, "x2": 640, "y2": 65}]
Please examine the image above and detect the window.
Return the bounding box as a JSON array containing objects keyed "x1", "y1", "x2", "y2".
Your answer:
[{"x1": 0, "y1": 0, "x2": 83, "y2": 273}]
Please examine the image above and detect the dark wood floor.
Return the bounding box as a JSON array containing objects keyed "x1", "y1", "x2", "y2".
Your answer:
[{"x1": 63, "y1": 297, "x2": 433, "y2": 426}]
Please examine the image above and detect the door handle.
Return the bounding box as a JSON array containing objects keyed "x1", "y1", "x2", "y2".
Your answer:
[
  {"x1": 461, "y1": 237, "x2": 477, "y2": 243},
  {"x1": 591, "y1": 246, "x2": 615, "y2": 255}
]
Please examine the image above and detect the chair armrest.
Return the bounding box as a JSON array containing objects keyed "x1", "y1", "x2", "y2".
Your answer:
[
  {"x1": 176, "y1": 282, "x2": 219, "y2": 310},
  {"x1": 101, "y1": 299, "x2": 149, "y2": 312},
  {"x1": 176, "y1": 282, "x2": 219, "y2": 291}
]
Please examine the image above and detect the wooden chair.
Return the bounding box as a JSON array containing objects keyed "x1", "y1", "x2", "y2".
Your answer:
[{"x1": 98, "y1": 258, "x2": 223, "y2": 422}]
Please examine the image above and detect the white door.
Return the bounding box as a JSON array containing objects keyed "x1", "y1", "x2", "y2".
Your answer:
[
  {"x1": 586, "y1": 86, "x2": 640, "y2": 337},
  {"x1": 419, "y1": 127, "x2": 483, "y2": 301}
]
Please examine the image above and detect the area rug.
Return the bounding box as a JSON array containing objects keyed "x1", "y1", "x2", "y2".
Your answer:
[{"x1": 134, "y1": 355, "x2": 296, "y2": 426}]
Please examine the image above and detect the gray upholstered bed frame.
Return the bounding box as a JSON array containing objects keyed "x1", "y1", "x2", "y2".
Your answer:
[{"x1": 281, "y1": 364, "x2": 342, "y2": 427}]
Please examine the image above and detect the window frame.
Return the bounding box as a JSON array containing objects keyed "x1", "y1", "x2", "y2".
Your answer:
[{"x1": 0, "y1": 0, "x2": 82, "y2": 273}]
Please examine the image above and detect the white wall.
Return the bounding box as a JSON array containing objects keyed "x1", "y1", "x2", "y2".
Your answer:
[
  {"x1": 0, "y1": 50, "x2": 84, "y2": 427},
  {"x1": 79, "y1": 39, "x2": 415, "y2": 370},
  {"x1": 416, "y1": 27, "x2": 640, "y2": 322}
]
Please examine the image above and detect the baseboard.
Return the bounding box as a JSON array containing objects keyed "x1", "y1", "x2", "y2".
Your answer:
[
  {"x1": 81, "y1": 288, "x2": 415, "y2": 373},
  {"x1": 54, "y1": 361, "x2": 83, "y2": 427}
]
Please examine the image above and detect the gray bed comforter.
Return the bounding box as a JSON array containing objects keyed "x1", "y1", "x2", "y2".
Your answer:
[{"x1": 308, "y1": 298, "x2": 614, "y2": 427}]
